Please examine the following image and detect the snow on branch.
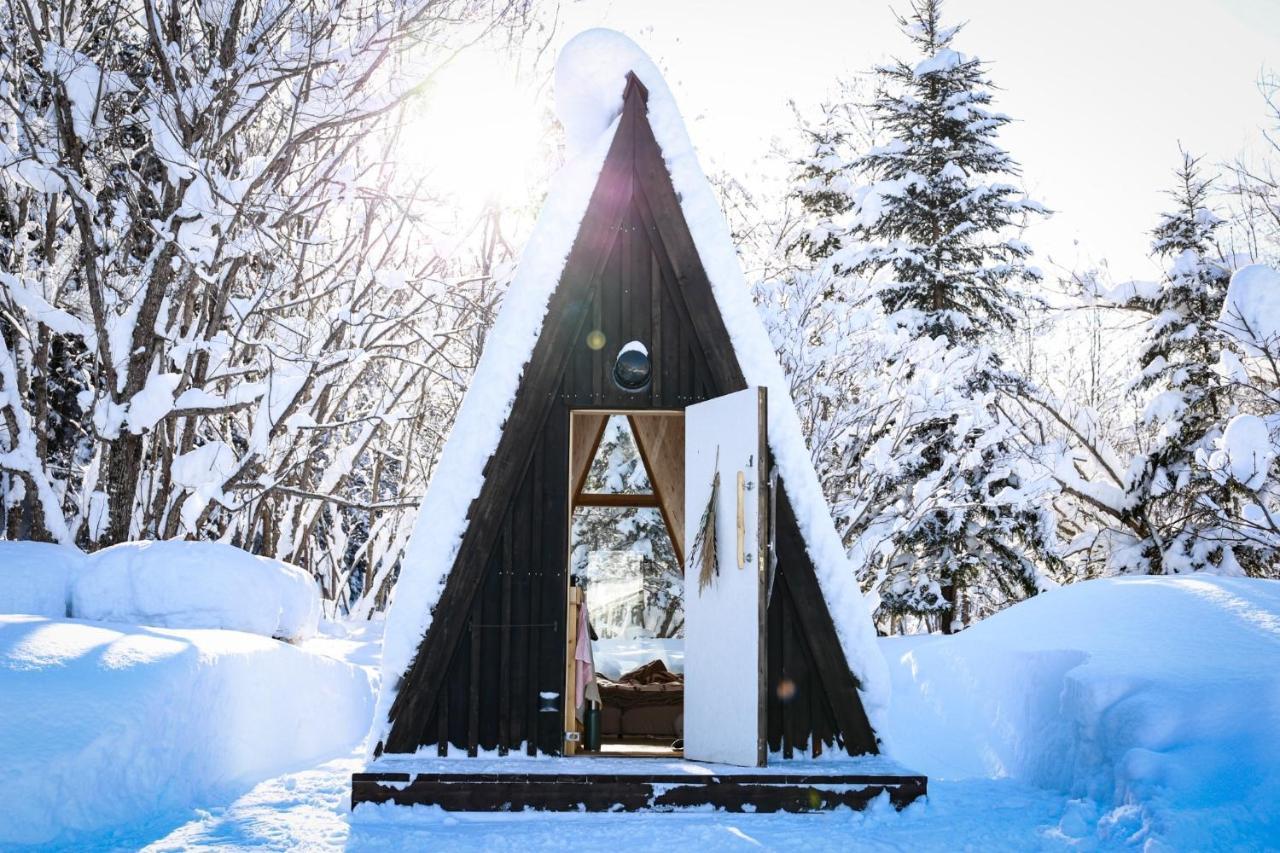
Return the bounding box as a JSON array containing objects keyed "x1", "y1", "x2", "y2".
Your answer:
[{"x1": 0, "y1": 0, "x2": 534, "y2": 612}]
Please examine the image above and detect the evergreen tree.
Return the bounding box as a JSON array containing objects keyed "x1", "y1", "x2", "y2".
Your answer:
[
  {"x1": 792, "y1": 0, "x2": 1060, "y2": 632},
  {"x1": 792, "y1": 87, "x2": 870, "y2": 269},
  {"x1": 835, "y1": 0, "x2": 1046, "y2": 344},
  {"x1": 1121, "y1": 153, "x2": 1236, "y2": 573}
]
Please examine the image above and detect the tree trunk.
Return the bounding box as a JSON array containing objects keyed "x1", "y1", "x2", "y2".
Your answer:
[
  {"x1": 940, "y1": 582, "x2": 957, "y2": 635},
  {"x1": 104, "y1": 433, "x2": 144, "y2": 544}
]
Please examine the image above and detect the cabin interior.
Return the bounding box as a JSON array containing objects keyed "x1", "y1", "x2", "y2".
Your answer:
[{"x1": 565, "y1": 410, "x2": 686, "y2": 758}]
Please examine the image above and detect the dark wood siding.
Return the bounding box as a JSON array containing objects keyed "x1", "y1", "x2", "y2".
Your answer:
[{"x1": 382, "y1": 73, "x2": 877, "y2": 758}]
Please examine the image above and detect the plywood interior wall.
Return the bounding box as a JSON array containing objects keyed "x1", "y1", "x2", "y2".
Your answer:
[
  {"x1": 569, "y1": 413, "x2": 609, "y2": 499},
  {"x1": 628, "y1": 414, "x2": 685, "y2": 564}
]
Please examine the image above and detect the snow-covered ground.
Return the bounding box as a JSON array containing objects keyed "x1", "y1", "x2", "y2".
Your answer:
[
  {"x1": 4, "y1": 573, "x2": 1263, "y2": 851},
  {"x1": 4, "y1": 551, "x2": 1276, "y2": 849},
  {"x1": 0, "y1": 540, "x2": 321, "y2": 640},
  {"x1": 137, "y1": 758, "x2": 1073, "y2": 852},
  {"x1": 0, "y1": 615, "x2": 378, "y2": 848},
  {"x1": 880, "y1": 574, "x2": 1280, "y2": 848}
]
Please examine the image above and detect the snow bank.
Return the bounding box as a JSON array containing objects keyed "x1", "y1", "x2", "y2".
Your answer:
[
  {"x1": 376, "y1": 29, "x2": 888, "y2": 749},
  {"x1": 1, "y1": 540, "x2": 320, "y2": 642},
  {"x1": 0, "y1": 614, "x2": 374, "y2": 847},
  {"x1": 880, "y1": 576, "x2": 1280, "y2": 845},
  {"x1": 0, "y1": 541, "x2": 85, "y2": 617},
  {"x1": 73, "y1": 540, "x2": 320, "y2": 641}
]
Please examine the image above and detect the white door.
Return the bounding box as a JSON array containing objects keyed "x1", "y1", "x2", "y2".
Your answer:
[{"x1": 683, "y1": 387, "x2": 767, "y2": 767}]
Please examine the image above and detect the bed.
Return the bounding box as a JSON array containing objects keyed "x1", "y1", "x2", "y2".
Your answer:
[{"x1": 596, "y1": 659, "x2": 683, "y2": 740}]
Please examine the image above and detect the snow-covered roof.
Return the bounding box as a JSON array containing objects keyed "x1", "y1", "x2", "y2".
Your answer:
[{"x1": 373, "y1": 29, "x2": 889, "y2": 751}]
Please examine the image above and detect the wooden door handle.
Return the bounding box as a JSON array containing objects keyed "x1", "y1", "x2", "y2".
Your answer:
[{"x1": 737, "y1": 470, "x2": 746, "y2": 569}]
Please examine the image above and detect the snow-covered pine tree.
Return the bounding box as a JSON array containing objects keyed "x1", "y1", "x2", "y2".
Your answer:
[
  {"x1": 792, "y1": 80, "x2": 875, "y2": 270},
  {"x1": 839, "y1": 0, "x2": 1046, "y2": 343},
  {"x1": 792, "y1": 0, "x2": 1060, "y2": 632},
  {"x1": 1120, "y1": 153, "x2": 1237, "y2": 573}
]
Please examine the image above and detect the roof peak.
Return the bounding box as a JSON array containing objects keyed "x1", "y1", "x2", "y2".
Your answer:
[
  {"x1": 554, "y1": 29, "x2": 664, "y2": 157},
  {"x1": 623, "y1": 70, "x2": 649, "y2": 104}
]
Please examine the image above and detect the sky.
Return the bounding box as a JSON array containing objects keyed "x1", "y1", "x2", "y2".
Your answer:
[{"x1": 525, "y1": 0, "x2": 1280, "y2": 282}]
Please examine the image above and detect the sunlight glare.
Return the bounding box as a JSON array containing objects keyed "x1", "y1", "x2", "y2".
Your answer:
[{"x1": 400, "y1": 50, "x2": 546, "y2": 213}]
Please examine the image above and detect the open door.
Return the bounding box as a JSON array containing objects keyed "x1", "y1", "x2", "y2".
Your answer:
[{"x1": 683, "y1": 387, "x2": 768, "y2": 766}]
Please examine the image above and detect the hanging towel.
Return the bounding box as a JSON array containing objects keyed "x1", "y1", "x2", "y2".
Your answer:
[{"x1": 575, "y1": 601, "x2": 601, "y2": 721}]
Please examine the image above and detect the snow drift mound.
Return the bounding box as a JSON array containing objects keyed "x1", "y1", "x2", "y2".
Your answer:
[
  {"x1": 1, "y1": 540, "x2": 321, "y2": 641},
  {"x1": 881, "y1": 575, "x2": 1280, "y2": 845},
  {"x1": 71, "y1": 540, "x2": 320, "y2": 641},
  {"x1": 0, "y1": 541, "x2": 85, "y2": 617},
  {"x1": 0, "y1": 614, "x2": 374, "y2": 847}
]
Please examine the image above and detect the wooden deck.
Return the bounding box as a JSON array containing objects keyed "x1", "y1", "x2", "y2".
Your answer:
[{"x1": 351, "y1": 759, "x2": 926, "y2": 813}]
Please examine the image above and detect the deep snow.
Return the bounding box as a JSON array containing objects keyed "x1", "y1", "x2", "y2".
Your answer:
[
  {"x1": 0, "y1": 615, "x2": 375, "y2": 847},
  {"x1": 73, "y1": 540, "x2": 321, "y2": 641},
  {"x1": 0, "y1": 540, "x2": 85, "y2": 618},
  {"x1": 0, "y1": 539, "x2": 321, "y2": 641},
  {"x1": 38, "y1": 572, "x2": 1272, "y2": 851},
  {"x1": 880, "y1": 574, "x2": 1280, "y2": 847}
]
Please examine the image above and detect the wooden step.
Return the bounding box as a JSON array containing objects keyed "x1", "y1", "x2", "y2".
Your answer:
[{"x1": 351, "y1": 769, "x2": 926, "y2": 813}]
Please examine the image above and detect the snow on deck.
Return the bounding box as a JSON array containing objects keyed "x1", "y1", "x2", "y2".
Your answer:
[
  {"x1": 364, "y1": 752, "x2": 916, "y2": 778},
  {"x1": 136, "y1": 756, "x2": 1074, "y2": 852}
]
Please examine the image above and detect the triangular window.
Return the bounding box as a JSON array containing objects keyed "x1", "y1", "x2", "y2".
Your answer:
[{"x1": 583, "y1": 415, "x2": 653, "y2": 495}]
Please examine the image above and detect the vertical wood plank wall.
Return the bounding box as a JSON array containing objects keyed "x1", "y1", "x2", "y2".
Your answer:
[{"x1": 402, "y1": 194, "x2": 867, "y2": 758}]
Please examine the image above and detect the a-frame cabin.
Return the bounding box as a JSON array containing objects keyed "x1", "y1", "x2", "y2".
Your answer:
[{"x1": 357, "y1": 30, "x2": 923, "y2": 813}]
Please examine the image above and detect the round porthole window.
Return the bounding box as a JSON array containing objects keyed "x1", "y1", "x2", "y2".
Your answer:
[{"x1": 613, "y1": 340, "x2": 651, "y2": 392}]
